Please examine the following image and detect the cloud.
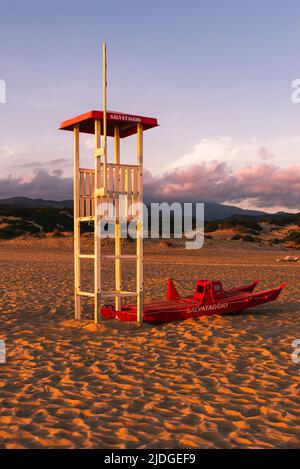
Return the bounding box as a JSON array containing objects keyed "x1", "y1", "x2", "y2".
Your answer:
[
  {"x1": 13, "y1": 158, "x2": 70, "y2": 169},
  {"x1": 144, "y1": 161, "x2": 300, "y2": 209},
  {"x1": 0, "y1": 169, "x2": 73, "y2": 200},
  {"x1": 168, "y1": 137, "x2": 262, "y2": 170},
  {"x1": 0, "y1": 144, "x2": 26, "y2": 159},
  {"x1": 14, "y1": 161, "x2": 44, "y2": 169},
  {"x1": 0, "y1": 161, "x2": 299, "y2": 210},
  {"x1": 166, "y1": 136, "x2": 300, "y2": 173},
  {"x1": 49, "y1": 158, "x2": 69, "y2": 165}
]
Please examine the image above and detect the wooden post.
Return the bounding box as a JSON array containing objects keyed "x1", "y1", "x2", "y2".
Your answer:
[
  {"x1": 136, "y1": 122, "x2": 143, "y2": 325},
  {"x1": 73, "y1": 125, "x2": 81, "y2": 320},
  {"x1": 114, "y1": 125, "x2": 121, "y2": 311},
  {"x1": 94, "y1": 119, "x2": 101, "y2": 323}
]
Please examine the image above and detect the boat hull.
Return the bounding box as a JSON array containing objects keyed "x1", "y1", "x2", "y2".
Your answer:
[{"x1": 101, "y1": 282, "x2": 285, "y2": 324}]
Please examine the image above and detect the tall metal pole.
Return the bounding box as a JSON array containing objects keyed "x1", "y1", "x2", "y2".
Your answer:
[{"x1": 102, "y1": 42, "x2": 107, "y2": 193}]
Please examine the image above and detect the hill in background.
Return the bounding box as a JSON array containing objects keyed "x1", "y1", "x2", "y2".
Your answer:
[
  {"x1": 0, "y1": 197, "x2": 72, "y2": 209},
  {"x1": 0, "y1": 196, "x2": 273, "y2": 220},
  {"x1": 0, "y1": 197, "x2": 299, "y2": 245}
]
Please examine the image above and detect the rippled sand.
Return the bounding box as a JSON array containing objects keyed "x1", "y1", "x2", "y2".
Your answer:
[{"x1": 0, "y1": 240, "x2": 299, "y2": 448}]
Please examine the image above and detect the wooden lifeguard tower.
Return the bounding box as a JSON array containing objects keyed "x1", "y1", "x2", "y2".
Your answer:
[{"x1": 60, "y1": 44, "x2": 158, "y2": 325}]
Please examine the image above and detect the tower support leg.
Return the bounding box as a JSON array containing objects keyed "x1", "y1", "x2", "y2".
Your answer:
[
  {"x1": 74, "y1": 125, "x2": 81, "y2": 320},
  {"x1": 94, "y1": 119, "x2": 102, "y2": 324},
  {"x1": 136, "y1": 123, "x2": 143, "y2": 326},
  {"x1": 114, "y1": 125, "x2": 121, "y2": 312}
]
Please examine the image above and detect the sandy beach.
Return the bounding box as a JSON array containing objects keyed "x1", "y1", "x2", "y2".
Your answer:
[{"x1": 0, "y1": 239, "x2": 299, "y2": 449}]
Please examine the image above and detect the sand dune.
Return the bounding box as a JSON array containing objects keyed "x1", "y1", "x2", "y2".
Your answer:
[{"x1": 0, "y1": 240, "x2": 299, "y2": 448}]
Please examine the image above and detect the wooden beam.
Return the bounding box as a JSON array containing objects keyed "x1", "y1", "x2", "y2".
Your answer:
[
  {"x1": 73, "y1": 125, "x2": 81, "y2": 320},
  {"x1": 114, "y1": 125, "x2": 121, "y2": 311},
  {"x1": 94, "y1": 119, "x2": 101, "y2": 324},
  {"x1": 136, "y1": 123, "x2": 143, "y2": 326}
]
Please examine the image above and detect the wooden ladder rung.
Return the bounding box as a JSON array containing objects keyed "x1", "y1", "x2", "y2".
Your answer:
[
  {"x1": 101, "y1": 254, "x2": 137, "y2": 260},
  {"x1": 79, "y1": 216, "x2": 95, "y2": 222},
  {"x1": 98, "y1": 216, "x2": 140, "y2": 222},
  {"x1": 77, "y1": 291, "x2": 95, "y2": 298},
  {"x1": 106, "y1": 191, "x2": 139, "y2": 196},
  {"x1": 101, "y1": 291, "x2": 137, "y2": 298},
  {"x1": 79, "y1": 254, "x2": 95, "y2": 259}
]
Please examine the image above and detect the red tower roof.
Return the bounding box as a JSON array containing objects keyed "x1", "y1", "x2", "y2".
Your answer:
[{"x1": 60, "y1": 110, "x2": 158, "y2": 138}]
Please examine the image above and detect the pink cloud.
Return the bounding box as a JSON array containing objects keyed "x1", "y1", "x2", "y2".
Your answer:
[
  {"x1": 0, "y1": 162, "x2": 299, "y2": 210},
  {"x1": 0, "y1": 169, "x2": 73, "y2": 201},
  {"x1": 144, "y1": 162, "x2": 300, "y2": 209}
]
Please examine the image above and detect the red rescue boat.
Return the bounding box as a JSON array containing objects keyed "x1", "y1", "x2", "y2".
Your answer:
[{"x1": 101, "y1": 279, "x2": 285, "y2": 324}]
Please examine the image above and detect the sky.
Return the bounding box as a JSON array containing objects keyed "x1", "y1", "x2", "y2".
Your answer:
[{"x1": 0, "y1": 0, "x2": 300, "y2": 211}]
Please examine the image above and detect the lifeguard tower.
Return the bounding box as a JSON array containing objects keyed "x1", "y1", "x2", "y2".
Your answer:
[{"x1": 60, "y1": 44, "x2": 158, "y2": 325}]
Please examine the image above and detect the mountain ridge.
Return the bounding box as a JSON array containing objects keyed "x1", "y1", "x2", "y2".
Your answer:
[{"x1": 0, "y1": 196, "x2": 278, "y2": 221}]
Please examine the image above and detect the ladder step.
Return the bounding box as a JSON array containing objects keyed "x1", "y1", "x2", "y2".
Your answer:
[
  {"x1": 97, "y1": 216, "x2": 140, "y2": 222},
  {"x1": 77, "y1": 291, "x2": 95, "y2": 298},
  {"x1": 101, "y1": 255, "x2": 137, "y2": 260},
  {"x1": 101, "y1": 291, "x2": 137, "y2": 298},
  {"x1": 106, "y1": 191, "x2": 140, "y2": 196},
  {"x1": 79, "y1": 216, "x2": 95, "y2": 222},
  {"x1": 79, "y1": 254, "x2": 95, "y2": 259}
]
